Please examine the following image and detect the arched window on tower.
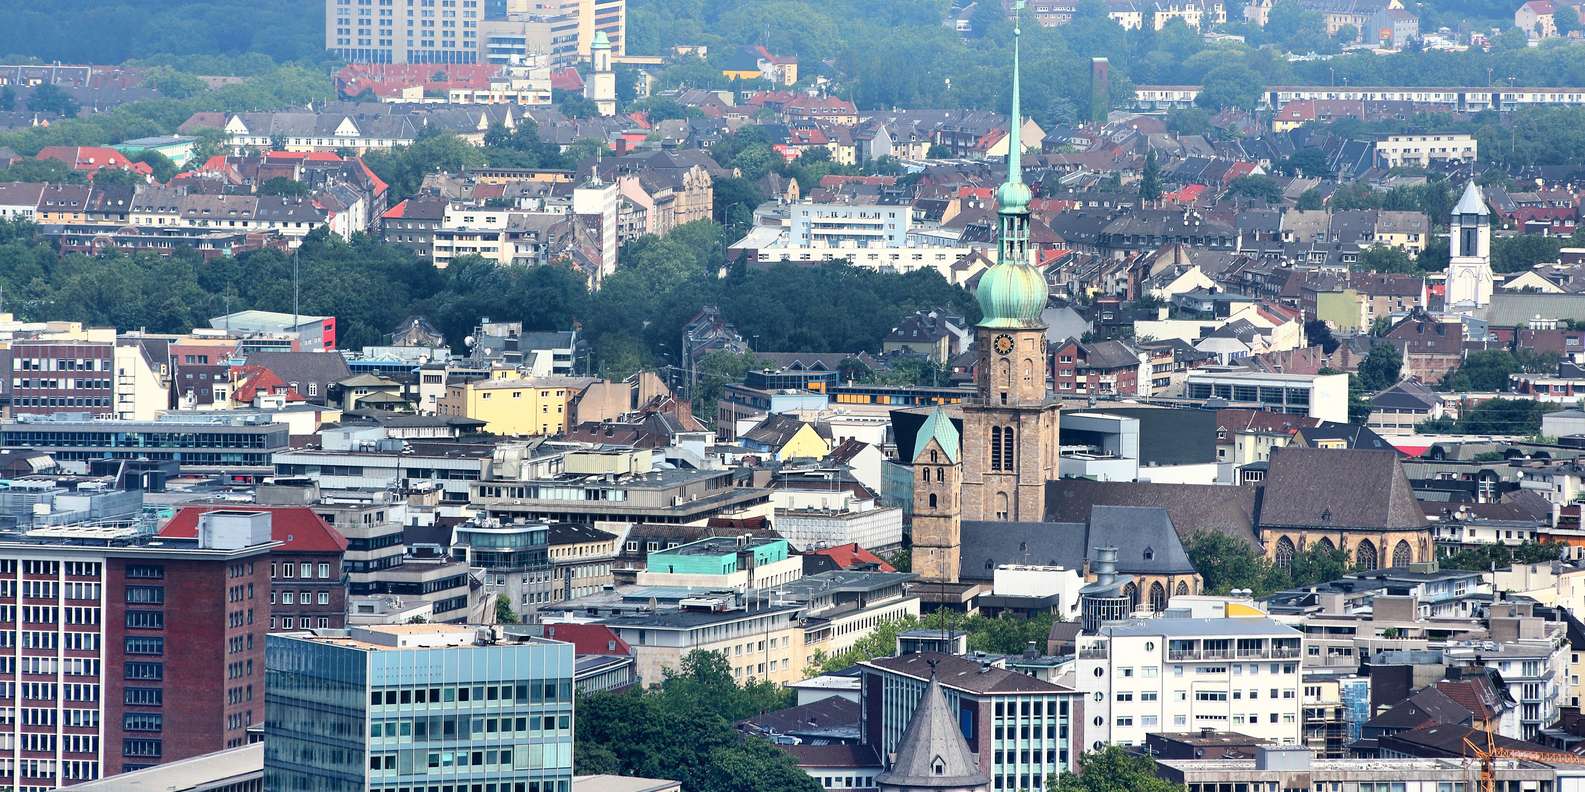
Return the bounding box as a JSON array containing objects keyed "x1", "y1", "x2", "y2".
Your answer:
[
  {"x1": 990, "y1": 427, "x2": 1003, "y2": 471},
  {"x1": 928, "y1": 493, "x2": 937, "y2": 509},
  {"x1": 1022, "y1": 358, "x2": 1034, "y2": 387},
  {"x1": 1002, "y1": 426, "x2": 1015, "y2": 471},
  {"x1": 997, "y1": 359, "x2": 1011, "y2": 390},
  {"x1": 995, "y1": 491, "x2": 1010, "y2": 520},
  {"x1": 935, "y1": 467, "x2": 943, "y2": 482}
]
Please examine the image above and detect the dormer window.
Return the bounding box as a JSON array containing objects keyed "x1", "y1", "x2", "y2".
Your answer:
[{"x1": 932, "y1": 757, "x2": 946, "y2": 776}]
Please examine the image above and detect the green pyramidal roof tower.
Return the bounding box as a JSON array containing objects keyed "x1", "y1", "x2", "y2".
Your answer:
[{"x1": 975, "y1": 0, "x2": 1046, "y2": 330}]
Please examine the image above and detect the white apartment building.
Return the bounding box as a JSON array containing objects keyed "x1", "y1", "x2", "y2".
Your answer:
[
  {"x1": 789, "y1": 203, "x2": 910, "y2": 248},
  {"x1": 1184, "y1": 369, "x2": 1349, "y2": 423},
  {"x1": 1076, "y1": 617, "x2": 1305, "y2": 750},
  {"x1": 771, "y1": 489, "x2": 903, "y2": 552},
  {"x1": 1374, "y1": 134, "x2": 1479, "y2": 168}
]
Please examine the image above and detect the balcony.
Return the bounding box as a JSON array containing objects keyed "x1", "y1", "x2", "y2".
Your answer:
[{"x1": 1077, "y1": 645, "x2": 1108, "y2": 660}]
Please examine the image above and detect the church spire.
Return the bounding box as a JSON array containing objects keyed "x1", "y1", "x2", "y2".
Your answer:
[
  {"x1": 976, "y1": 0, "x2": 1043, "y2": 329},
  {"x1": 1006, "y1": 3, "x2": 1023, "y2": 190}
]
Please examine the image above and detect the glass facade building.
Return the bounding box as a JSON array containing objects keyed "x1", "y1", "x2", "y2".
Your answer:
[{"x1": 265, "y1": 626, "x2": 575, "y2": 792}]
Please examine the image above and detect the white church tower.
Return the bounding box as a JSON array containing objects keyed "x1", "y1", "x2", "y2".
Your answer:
[
  {"x1": 1446, "y1": 181, "x2": 1493, "y2": 312},
  {"x1": 585, "y1": 31, "x2": 617, "y2": 117}
]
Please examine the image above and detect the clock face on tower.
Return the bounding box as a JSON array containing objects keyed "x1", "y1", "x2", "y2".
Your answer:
[{"x1": 992, "y1": 334, "x2": 1015, "y2": 356}]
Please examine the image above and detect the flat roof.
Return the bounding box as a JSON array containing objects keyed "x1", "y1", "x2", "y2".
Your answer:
[
  {"x1": 1097, "y1": 617, "x2": 1301, "y2": 639},
  {"x1": 71, "y1": 743, "x2": 261, "y2": 790}
]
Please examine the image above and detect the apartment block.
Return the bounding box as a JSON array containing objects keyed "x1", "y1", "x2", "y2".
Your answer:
[{"x1": 1075, "y1": 617, "x2": 1305, "y2": 749}]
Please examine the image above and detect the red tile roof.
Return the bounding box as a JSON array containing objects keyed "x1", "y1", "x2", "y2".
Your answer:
[
  {"x1": 807, "y1": 543, "x2": 896, "y2": 572},
  {"x1": 158, "y1": 505, "x2": 348, "y2": 552},
  {"x1": 542, "y1": 623, "x2": 632, "y2": 656}
]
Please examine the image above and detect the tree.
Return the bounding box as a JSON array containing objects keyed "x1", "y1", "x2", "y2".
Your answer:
[
  {"x1": 1492, "y1": 234, "x2": 1565, "y2": 273},
  {"x1": 1557, "y1": 6, "x2": 1582, "y2": 36},
  {"x1": 692, "y1": 350, "x2": 765, "y2": 425},
  {"x1": 27, "y1": 84, "x2": 79, "y2": 118},
  {"x1": 1453, "y1": 398, "x2": 1561, "y2": 435},
  {"x1": 1357, "y1": 245, "x2": 1419, "y2": 274},
  {"x1": 1297, "y1": 187, "x2": 1323, "y2": 210},
  {"x1": 1185, "y1": 531, "x2": 1286, "y2": 597},
  {"x1": 1280, "y1": 148, "x2": 1331, "y2": 178},
  {"x1": 574, "y1": 650, "x2": 816, "y2": 792},
  {"x1": 259, "y1": 176, "x2": 310, "y2": 197},
  {"x1": 1196, "y1": 63, "x2": 1263, "y2": 112},
  {"x1": 1357, "y1": 341, "x2": 1402, "y2": 392},
  {"x1": 712, "y1": 175, "x2": 764, "y2": 238},
  {"x1": 130, "y1": 150, "x2": 177, "y2": 183},
  {"x1": 1228, "y1": 174, "x2": 1283, "y2": 204},
  {"x1": 1138, "y1": 149, "x2": 1161, "y2": 203},
  {"x1": 1305, "y1": 319, "x2": 1339, "y2": 353},
  {"x1": 1165, "y1": 107, "x2": 1211, "y2": 136},
  {"x1": 493, "y1": 594, "x2": 519, "y2": 624},
  {"x1": 1442, "y1": 349, "x2": 1521, "y2": 392},
  {"x1": 0, "y1": 87, "x2": 13, "y2": 112},
  {"x1": 1051, "y1": 746, "x2": 1185, "y2": 792},
  {"x1": 91, "y1": 168, "x2": 145, "y2": 188},
  {"x1": 1332, "y1": 24, "x2": 1359, "y2": 45}
]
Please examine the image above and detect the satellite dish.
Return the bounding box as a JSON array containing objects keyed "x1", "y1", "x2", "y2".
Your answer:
[{"x1": 464, "y1": 335, "x2": 475, "y2": 348}]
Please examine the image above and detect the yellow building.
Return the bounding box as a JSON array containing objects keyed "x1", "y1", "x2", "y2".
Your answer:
[{"x1": 437, "y1": 375, "x2": 594, "y2": 436}]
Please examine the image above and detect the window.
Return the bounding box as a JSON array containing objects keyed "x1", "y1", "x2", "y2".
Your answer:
[
  {"x1": 123, "y1": 713, "x2": 162, "y2": 732},
  {"x1": 123, "y1": 739, "x2": 162, "y2": 758},
  {"x1": 124, "y1": 637, "x2": 163, "y2": 656},
  {"x1": 125, "y1": 586, "x2": 164, "y2": 605},
  {"x1": 125, "y1": 611, "x2": 164, "y2": 629},
  {"x1": 124, "y1": 687, "x2": 162, "y2": 706},
  {"x1": 125, "y1": 663, "x2": 163, "y2": 681},
  {"x1": 318, "y1": 563, "x2": 330, "y2": 579}
]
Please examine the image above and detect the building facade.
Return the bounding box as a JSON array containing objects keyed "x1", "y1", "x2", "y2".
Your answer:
[
  {"x1": 0, "y1": 511, "x2": 274, "y2": 788},
  {"x1": 264, "y1": 624, "x2": 575, "y2": 792},
  {"x1": 1075, "y1": 617, "x2": 1305, "y2": 750}
]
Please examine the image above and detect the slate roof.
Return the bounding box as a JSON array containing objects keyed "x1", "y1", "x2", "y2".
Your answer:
[
  {"x1": 1371, "y1": 380, "x2": 1441, "y2": 411},
  {"x1": 738, "y1": 696, "x2": 861, "y2": 742},
  {"x1": 959, "y1": 505, "x2": 1196, "y2": 582},
  {"x1": 1453, "y1": 181, "x2": 1488, "y2": 216},
  {"x1": 244, "y1": 352, "x2": 354, "y2": 404},
  {"x1": 875, "y1": 672, "x2": 988, "y2": 789},
  {"x1": 1293, "y1": 423, "x2": 1394, "y2": 451},
  {"x1": 1044, "y1": 478, "x2": 1259, "y2": 546},
  {"x1": 1259, "y1": 447, "x2": 1427, "y2": 530}
]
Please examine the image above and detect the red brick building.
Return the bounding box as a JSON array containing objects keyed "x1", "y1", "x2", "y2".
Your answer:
[
  {"x1": 0, "y1": 511, "x2": 273, "y2": 786},
  {"x1": 1050, "y1": 338, "x2": 1144, "y2": 397},
  {"x1": 159, "y1": 505, "x2": 348, "y2": 631},
  {"x1": 9, "y1": 340, "x2": 114, "y2": 417}
]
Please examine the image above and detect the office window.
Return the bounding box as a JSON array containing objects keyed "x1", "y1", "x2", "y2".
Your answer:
[
  {"x1": 125, "y1": 663, "x2": 163, "y2": 681},
  {"x1": 124, "y1": 637, "x2": 163, "y2": 655}
]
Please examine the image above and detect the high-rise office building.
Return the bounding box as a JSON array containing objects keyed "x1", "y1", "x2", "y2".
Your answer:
[
  {"x1": 326, "y1": 0, "x2": 625, "y2": 66},
  {"x1": 264, "y1": 624, "x2": 575, "y2": 792},
  {"x1": 0, "y1": 510, "x2": 274, "y2": 790}
]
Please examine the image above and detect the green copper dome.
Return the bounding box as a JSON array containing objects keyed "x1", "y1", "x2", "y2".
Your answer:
[
  {"x1": 976, "y1": 261, "x2": 1047, "y2": 328},
  {"x1": 996, "y1": 180, "x2": 1031, "y2": 213}
]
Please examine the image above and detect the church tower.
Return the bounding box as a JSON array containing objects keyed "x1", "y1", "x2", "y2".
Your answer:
[
  {"x1": 912, "y1": 408, "x2": 962, "y2": 583},
  {"x1": 960, "y1": 2, "x2": 1061, "y2": 524},
  {"x1": 585, "y1": 31, "x2": 617, "y2": 117},
  {"x1": 1446, "y1": 181, "x2": 1492, "y2": 312}
]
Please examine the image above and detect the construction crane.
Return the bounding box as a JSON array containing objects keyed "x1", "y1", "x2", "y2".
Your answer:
[{"x1": 1461, "y1": 721, "x2": 1585, "y2": 792}]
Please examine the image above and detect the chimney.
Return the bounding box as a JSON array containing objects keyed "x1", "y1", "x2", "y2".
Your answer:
[{"x1": 1094, "y1": 546, "x2": 1118, "y2": 586}]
